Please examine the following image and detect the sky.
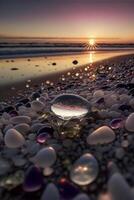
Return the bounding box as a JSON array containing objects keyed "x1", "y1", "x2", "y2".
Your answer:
[{"x1": 0, "y1": 0, "x2": 134, "y2": 42}]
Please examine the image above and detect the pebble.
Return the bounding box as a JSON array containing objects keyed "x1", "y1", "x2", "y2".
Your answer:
[
  {"x1": 73, "y1": 193, "x2": 90, "y2": 200},
  {"x1": 115, "y1": 148, "x2": 125, "y2": 159},
  {"x1": 23, "y1": 166, "x2": 43, "y2": 192},
  {"x1": 93, "y1": 90, "x2": 104, "y2": 98},
  {"x1": 31, "y1": 100, "x2": 45, "y2": 112},
  {"x1": 41, "y1": 183, "x2": 60, "y2": 200},
  {"x1": 4, "y1": 128, "x2": 25, "y2": 148},
  {"x1": 43, "y1": 167, "x2": 53, "y2": 176},
  {"x1": 0, "y1": 158, "x2": 11, "y2": 175},
  {"x1": 125, "y1": 113, "x2": 134, "y2": 132},
  {"x1": 87, "y1": 126, "x2": 115, "y2": 145},
  {"x1": 10, "y1": 116, "x2": 31, "y2": 124},
  {"x1": 34, "y1": 147, "x2": 56, "y2": 168},
  {"x1": 108, "y1": 173, "x2": 133, "y2": 200},
  {"x1": 14, "y1": 123, "x2": 30, "y2": 134},
  {"x1": 70, "y1": 153, "x2": 99, "y2": 185},
  {"x1": 129, "y1": 98, "x2": 134, "y2": 109}
]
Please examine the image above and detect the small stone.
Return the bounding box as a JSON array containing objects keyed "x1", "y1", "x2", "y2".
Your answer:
[
  {"x1": 93, "y1": 90, "x2": 104, "y2": 98},
  {"x1": 31, "y1": 100, "x2": 45, "y2": 112},
  {"x1": 70, "y1": 153, "x2": 99, "y2": 185},
  {"x1": 115, "y1": 148, "x2": 125, "y2": 159},
  {"x1": 73, "y1": 193, "x2": 90, "y2": 200},
  {"x1": 87, "y1": 126, "x2": 115, "y2": 145},
  {"x1": 129, "y1": 98, "x2": 134, "y2": 109},
  {"x1": 41, "y1": 183, "x2": 60, "y2": 200},
  {"x1": 0, "y1": 159, "x2": 11, "y2": 175},
  {"x1": 4, "y1": 128, "x2": 25, "y2": 148},
  {"x1": 125, "y1": 113, "x2": 134, "y2": 132},
  {"x1": 14, "y1": 123, "x2": 30, "y2": 134},
  {"x1": 23, "y1": 166, "x2": 43, "y2": 192},
  {"x1": 108, "y1": 173, "x2": 133, "y2": 200},
  {"x1": 43, "y1": 167, "x2": 53, "y2": 176},
  {"x1": 10, "y1": 116, "x2": 31, "y2": 124},
  {"x1": 34, "y1": 147, "x2": 56, "y2": 168}
]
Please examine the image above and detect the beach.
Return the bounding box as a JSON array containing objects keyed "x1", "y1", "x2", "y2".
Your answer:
[{"x1": 0, "y1": 51, "x2": 134, "y2": 200}]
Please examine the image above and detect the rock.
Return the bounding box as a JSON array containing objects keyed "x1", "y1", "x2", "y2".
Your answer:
[
  {"x1": 70, "y1": 153, "x2": 98, "y2": 185},
  {"x1": 31, "y1": 100, "x2": 45, "y2": 112},
  {"x1": 14, "y1": 123, "x2": 30, "y2": 134},
  {"x1": 73, "y1": 193, "x2": 90, "y2": 200},
  {"x1": 87, "y1": 126, "x2": 115, "y2": 145},
  {"x1": 108, "y1": 173, "x2": 133, "y2": 200},
  {"x1": 41, "y1": 183, "x2": 60, "y2": 200},
  {"x1": 125, "y1": 113, "x2": 134, "y2": 132},
  {"x1": 129, "y1": 98, "x2": 134, "y2": 109},
  {"x1": 34, "y1": 147, "x2": 56, "y2": 168},
  {"x1": 0, "y1": 158, "x2": 11, "y2": 175},
  {"x1": 4, "y1": 128, "x2": 25, "y2": 148},
  {"x1": 10, "y1": 116, "x2": 31, "y2": 124},
  {"x1": 23, "y1": 166, "x2": 43, "y2": 192},
  {"x1": 93, "y1": 90, "x2": 104, "y2": 98}
]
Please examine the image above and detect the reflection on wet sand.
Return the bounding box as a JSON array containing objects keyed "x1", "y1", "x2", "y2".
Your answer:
[{"x1": 0, "y1": 50, "x2": 134, "y2": 87}]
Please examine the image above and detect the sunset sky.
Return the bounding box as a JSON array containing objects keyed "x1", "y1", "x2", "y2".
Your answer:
[{"x1": 0, "y1": 0, "x2": 134, "y2": 42}]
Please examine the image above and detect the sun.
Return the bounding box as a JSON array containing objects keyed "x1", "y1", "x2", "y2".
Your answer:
[{"x1": 89, "y1": 39, "x2": 95, "y2": 46}]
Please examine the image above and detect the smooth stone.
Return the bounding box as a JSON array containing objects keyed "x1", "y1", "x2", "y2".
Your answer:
[
  {"x1": 3, "y1": 124, "x2": 13, "y2": 133},
  {"x1": 115, "y1": 148, "x2": 125, "y2": 159},
  {"x1": 73, "y1": 193, "x2": 90, "y2": 200},
  {"x1": 34, "y1": 147, "x2": 56, "y2": 168},
  {"x1": 70, "y1": 153, "x2": 99, "y2": 186},
  {"x1": 131, "y1": 78, "x2": 134, "y2": 84},
  {"x1": 129, "y1": 98, "x2": 134, "y2": 109},
  {"x1": 87, "y1": 126, "x2": 115, "y2": 145},
  {"x1": 43, "y1": 167, "x2": 53, "y2": 176},
  {"x1": 93, "y1": 90, "x2": 104, "y2": 98},
  {"x1": 25, "y1": 141, "x2": 41, "y2": 155},
  {"x1": 41, "y1": 183, "x2": 60, "y2": 200},
  {"x1": 4, "y1": 128, "x2": 25, "y2": 148},
  {"x1": 108, "y1": 111, "x2": 121, "y2": 118},
  {"x1": 125, "y1": 113, "x2": 134, "y2": 132},
  {"x1": 104, "y1": 94, "x2": 118, "y2": 107},
  {"x1": 12, "y1": 156, "x2": 27, "y2": 167},
  {"x1": 0, "y1": 158, "x2": 11, "y2": 175},
  {"x1": 108, "y1": 173, "x2": 133, "y2": 200},
  {"x1": 10, "y1": 116, "x2": 31, "y2": 124},
  {"x1": 23, "y1": 166, "x2": 43, "y2": 192},
  {"x1": 14, "y1": 123, "x2": 30, "y2": 134},
  {"x1": 31, "y1": 100, "x2": 45, "y2": 112},
  {"x1": 31, "y1": 123, "x2": 44, "y2": 132}
]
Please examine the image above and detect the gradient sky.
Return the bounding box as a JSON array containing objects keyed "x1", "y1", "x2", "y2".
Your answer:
[{"x1": 0, "y1": 0, "x2": 134, "y2": 42}]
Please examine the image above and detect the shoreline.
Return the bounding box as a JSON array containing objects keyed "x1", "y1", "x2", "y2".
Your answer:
[
  {"x1": 0, "y1": 53, "x2": 134, "y2": 102},
  {"x1": 0, "y1": 48, "x2": 134, "y2": 59}
]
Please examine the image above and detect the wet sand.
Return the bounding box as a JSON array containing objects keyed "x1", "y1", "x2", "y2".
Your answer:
[{"x1": 0, "y1": 53, "x2": 134, "y2": 102}]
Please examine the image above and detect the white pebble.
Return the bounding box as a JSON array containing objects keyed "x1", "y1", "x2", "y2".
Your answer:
[
  {"x1": 34, "y1": 147, "x2": 56, "y2": 168},
  {"x1": 10, "y1": 116, "x2": 31, "y2": 124},
  {"x1": 125, "y1": 113, "x2": 134, "y2": 132},
  {"x1": 41, "y1": 183, "x2": 60, "y2": 200},
  {"x1": 31, "y1": 100, "x2": 45, "y2": 112},
  {"x1": 4, "y1": 128, "x2": 25, "y2": 148},
  {"x1": 87, "y1": 126, "x2": 115, "y2": 145}
]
